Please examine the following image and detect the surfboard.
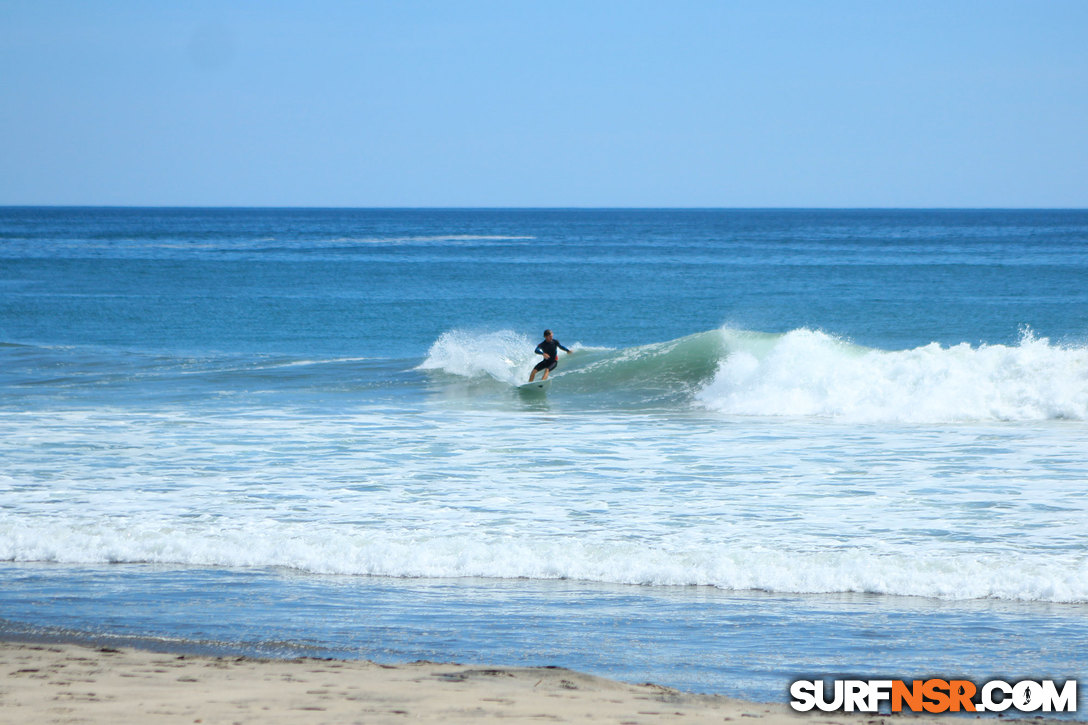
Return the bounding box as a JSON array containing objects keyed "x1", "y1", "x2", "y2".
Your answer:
[{"x1": 518, "y1": 378, "x2": 550, "y2": 390}]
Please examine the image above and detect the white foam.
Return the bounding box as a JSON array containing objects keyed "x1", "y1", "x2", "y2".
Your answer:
[
  {"x1": 698, "y1": 328, "x2": 1088, "y2": 422},
  {"x1": 418, "y1": 329, "x2": 538, "y2": 384},
  {"x1": 3, "y1": 519, "x2": 1086, "y2": 603},
  {"x1": 3, "y1": 384, "x2": 1086, "y2": 605}
]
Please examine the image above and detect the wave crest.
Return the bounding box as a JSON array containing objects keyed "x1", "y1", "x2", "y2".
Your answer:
[{"x1": 698, "y1": 328, "x2": 1088, "y2": 422}]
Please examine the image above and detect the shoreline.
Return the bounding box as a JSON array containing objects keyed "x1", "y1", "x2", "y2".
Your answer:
[{"x1": 2, "y1": 640, "x2": 1078, "y2": 725}]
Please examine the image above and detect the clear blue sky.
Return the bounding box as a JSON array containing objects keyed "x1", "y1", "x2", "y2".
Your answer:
[{"x1": 2, "y1": 1, "x2": 1086, "y2": 207}]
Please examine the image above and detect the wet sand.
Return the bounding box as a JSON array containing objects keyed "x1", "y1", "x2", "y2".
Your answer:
[{"x1": 0, "y1": 640, "x2": 1035, "y2": 724}]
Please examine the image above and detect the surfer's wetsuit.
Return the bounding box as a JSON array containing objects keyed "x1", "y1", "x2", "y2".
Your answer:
[{"x1": 533, "y1": 338, "x2": 570, "y2": 372}]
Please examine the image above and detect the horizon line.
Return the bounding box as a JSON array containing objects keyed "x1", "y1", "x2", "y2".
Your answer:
[{"x1": 3, "y1": 204, "x2": 1087, "y2": 212}]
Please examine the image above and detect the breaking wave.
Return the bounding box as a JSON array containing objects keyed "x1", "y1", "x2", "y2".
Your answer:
[
  {"x1": 3, "y1": 520, "x2": 1085, "y2": 603},
  {"x1": 421, "y1": 327, "x2": 1088, "y2": 422}
]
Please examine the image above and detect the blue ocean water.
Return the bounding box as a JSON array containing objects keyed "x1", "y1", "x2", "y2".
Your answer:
[{"x1": 2, "y1": 208, "x2": 1087, "y2": 709}]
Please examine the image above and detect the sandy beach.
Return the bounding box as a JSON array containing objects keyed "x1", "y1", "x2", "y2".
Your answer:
[{"x1": 3, "y1": 640, "x2": 1055, "y2": 725}]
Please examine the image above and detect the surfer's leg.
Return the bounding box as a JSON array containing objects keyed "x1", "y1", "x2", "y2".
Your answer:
[{"x1": 530, "y1": 358, "x2": 551, "y2": 382}]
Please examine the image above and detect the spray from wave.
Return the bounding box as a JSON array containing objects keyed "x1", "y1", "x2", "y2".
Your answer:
[{"x1": 417, "y1": 330, "x2": 541, "y2": 385}]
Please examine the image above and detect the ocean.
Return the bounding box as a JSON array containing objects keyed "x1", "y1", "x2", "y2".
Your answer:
[{"x1": 2, "y1": 208, "x2": 1087, "y2": 709}]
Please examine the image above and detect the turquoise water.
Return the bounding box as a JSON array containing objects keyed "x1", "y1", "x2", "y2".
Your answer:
[{"x1": 2, "y1": 208, "x2": 1087, "y2": 708}]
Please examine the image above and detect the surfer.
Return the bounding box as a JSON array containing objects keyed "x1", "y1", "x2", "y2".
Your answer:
[{"x1": 528, "y1": 329, "x2": 571, "y2": 382}]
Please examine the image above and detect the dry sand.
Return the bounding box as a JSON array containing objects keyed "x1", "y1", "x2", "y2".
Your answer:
[{"x1": 0, "y1": 640, "x2": 1015, "y2": 725}]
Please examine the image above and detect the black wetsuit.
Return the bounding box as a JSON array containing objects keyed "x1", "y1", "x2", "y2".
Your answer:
[{"x1": 533, "y1": 338, "x2": 570, "y2": 371}]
